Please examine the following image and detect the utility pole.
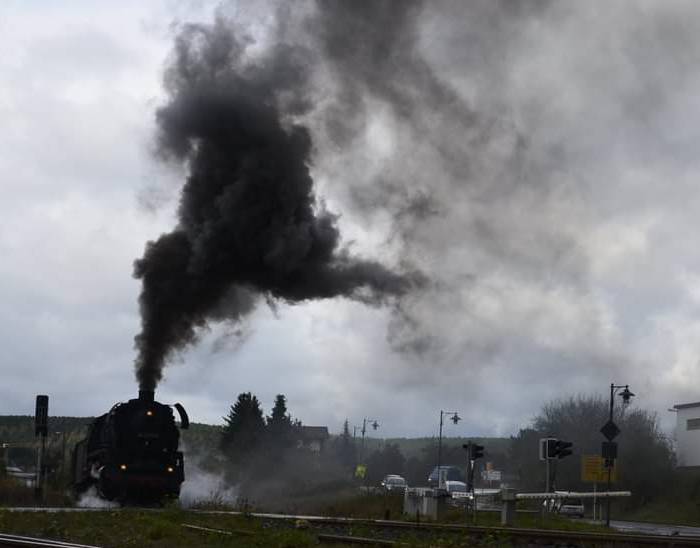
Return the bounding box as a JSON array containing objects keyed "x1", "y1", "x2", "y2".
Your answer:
[{"x1": 353, "y1": 425, "x2": 359, "y2": 462}]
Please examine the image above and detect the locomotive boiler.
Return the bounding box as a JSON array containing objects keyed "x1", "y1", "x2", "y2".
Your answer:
[{"x1": 72, "y1": 390, "x2": 189, "y2": 503}]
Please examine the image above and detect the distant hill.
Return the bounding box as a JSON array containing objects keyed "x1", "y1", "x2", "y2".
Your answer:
[
  {"x1": 1, "y1": 415, "x2": 509, "y2": 471},
  {"x1": 354, "y1": 436, "x2": 510, "y2": 459},
  {"x1": 0, "y1": 416, "x2": 92, "y2": 445},
  {"x1": 0, "y1": 415, "x2": 222, "y2": 461}
]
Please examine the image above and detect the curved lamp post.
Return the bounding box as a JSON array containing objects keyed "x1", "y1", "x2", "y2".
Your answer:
[
  {"x1": 359, "y1": 417, "x2": 380, "y2": 464},
  {"x1": 605, "y1": 383, "x2": 634, "y2": 526},
  {"x1": 436, "y1": 411, "x2": 461, "y2": 488}
]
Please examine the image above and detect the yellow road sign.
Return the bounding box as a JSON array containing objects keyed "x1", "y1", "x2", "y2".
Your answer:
[{"x1": 581, "y1": 455, "x2": 617, "y2": 483}]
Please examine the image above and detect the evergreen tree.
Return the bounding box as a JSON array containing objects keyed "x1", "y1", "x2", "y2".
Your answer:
[
  {"x1": 335, "y1": 419, "x2": 356, "y2": 468},
  {"x1": 265, "y1": 394, "x2": 295, "y2": 449},
  {"x1": 220, "y1": 392, "x2": 266, "y2": 461}
]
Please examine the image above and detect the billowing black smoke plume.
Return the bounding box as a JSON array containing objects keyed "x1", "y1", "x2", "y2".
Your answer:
[{"x1": 133, "y1": 19, "x2": 419, "y2": 390}]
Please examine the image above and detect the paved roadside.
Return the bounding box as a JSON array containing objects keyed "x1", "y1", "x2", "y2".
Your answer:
[{"x1": 582, "y1": 519, "x2": 700, "y2": 537}]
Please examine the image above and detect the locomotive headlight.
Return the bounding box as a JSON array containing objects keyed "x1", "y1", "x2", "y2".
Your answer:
[
  {"x1": 120, "y1": 464, "x2": 127, "y2": 471},
  {"x1": 167, "y1": 466, "x2": 174, "y2": 473},
  {"x1": 146, "y1": 410, "x2": 153, "y2": 416}
]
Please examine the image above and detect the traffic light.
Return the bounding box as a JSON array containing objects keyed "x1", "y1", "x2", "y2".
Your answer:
[
  {"x1": 463, "y1": 442, "x2": 484, "y2": 460},
  {"x1": 554, "y1": 440, "x2": 573, "y2": 459},
  {"x1": 545, "y1": 439, "x2": 558, "y2": 459},
  {"x1": 463, "y1": 441, "x2": 485, "y2": 460},
  {"x1": 544, "y1": 438, "x2": 573, "y2": 459}
]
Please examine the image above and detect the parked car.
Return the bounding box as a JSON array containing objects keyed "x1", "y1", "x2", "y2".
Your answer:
[
  {"x1": 380, "y1": 475, "x2": 408, "y2": 493},
  {"x1": 557, "y1": 498, "x2": 585, "y2": 518},
  {"x1": 427, "y1": 465, "x2": 464, "y2": 487}
]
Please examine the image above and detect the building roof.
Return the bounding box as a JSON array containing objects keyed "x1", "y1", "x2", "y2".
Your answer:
[
  {"x1": 674, "y1": 402, "x2": 700, "y2": 410},
  {"x1": 299, "y1": 426, "x2": 329, "y2": 441}
]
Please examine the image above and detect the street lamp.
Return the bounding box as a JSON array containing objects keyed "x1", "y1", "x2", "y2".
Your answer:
[
  {"x1": 359, "y1": 417, "x2": 380, "y2": 464},
  {"x1": 604, "y1": 383, "x2": 634, "y2": 526},
  {"x1": 436, "y1": 411, "x2": 461, "y2": 489}
]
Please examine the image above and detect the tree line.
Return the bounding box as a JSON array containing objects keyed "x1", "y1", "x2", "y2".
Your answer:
[
  {"x1": 509, "y1": 395, "x2": 675, "y2": 508},
  {"x1": 217, "y1": 391, "x2": 677, "y2": 512}
]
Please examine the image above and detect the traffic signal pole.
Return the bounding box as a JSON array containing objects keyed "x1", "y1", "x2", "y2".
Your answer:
[{"x1": 462, "y1": 441, "x2": 484, "y2": 524}]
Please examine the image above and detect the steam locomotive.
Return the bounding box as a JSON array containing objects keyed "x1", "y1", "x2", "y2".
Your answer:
[{"x1": 72, "y1": 390, "x2": 189, "y2": 503}]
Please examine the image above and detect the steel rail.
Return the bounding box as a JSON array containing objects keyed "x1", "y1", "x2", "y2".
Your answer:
[
  {"x1": 317, "y1": 533, "x2": 399, "y2": 546},
  {"x1": 310, "y1": 520, "x2": 700, "y2": 546},
  {"x1": 0, "y1": 533, "x2": 101, "y2": 548},
  {"x1": 198, "y1": 510, "x2": 700, "y2": 546}
]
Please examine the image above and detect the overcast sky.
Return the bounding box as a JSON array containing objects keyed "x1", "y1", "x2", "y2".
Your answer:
[{"x1": 2, "y1": 0, "x2": 700, "y2": 440}]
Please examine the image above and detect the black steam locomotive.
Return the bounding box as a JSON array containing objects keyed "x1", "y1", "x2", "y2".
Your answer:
[{"x1": 72, "y1": 390, "x2": 189, "y2": 503}]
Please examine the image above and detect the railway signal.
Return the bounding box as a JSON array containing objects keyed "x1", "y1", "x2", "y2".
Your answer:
[
  {"x1": 34, "y1": 395, "x2": 49, "y2": 502},
  {"x1": 34, "y1": 395, "x2": 48, "y2": 437}
]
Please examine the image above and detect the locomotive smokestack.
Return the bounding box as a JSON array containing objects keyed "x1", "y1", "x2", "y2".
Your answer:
[{"x1": 139, "y1": 389, "x2": 155, "y2": 403}]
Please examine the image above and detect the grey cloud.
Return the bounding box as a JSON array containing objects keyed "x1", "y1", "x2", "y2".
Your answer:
[{"x1": 141, "y1": 0, "x2": 700, "y2": 431}]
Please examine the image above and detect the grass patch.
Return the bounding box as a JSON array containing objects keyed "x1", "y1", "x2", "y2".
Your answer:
[
  {"x1": 0, "y1": 504, "x2": 611, "y2": 548},
  {"x1": 0, "y1": 492, "x2": 615, "y2": 548},
  {"x1": 0, "y1": 509, "x2": 323, "y2": 548},
  {"x1": 318, "y1": 491, "x2": 405, "y2": 520}
]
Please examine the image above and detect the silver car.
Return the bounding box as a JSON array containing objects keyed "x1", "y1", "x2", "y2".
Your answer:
[{"x1": 558, "y1": 498, "x2": 585, "y2": 518}]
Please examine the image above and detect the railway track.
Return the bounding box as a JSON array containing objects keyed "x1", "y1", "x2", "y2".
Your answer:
[
  {"x1": 305, "y1": 519, "x2": 700, "y2": 547},
  {"x1": 201, "y1": 511, "x2": 700, "y2": 547},
  {"x1": 6, "y1": 508, "x2": 700, "y2": 546},
  {"x1": 0, "y1": 533, "x2": 101, "y2": 548}
]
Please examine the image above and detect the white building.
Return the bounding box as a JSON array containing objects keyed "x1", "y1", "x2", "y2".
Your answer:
[{"x1": 673, "y1": 401, "x2": 700, "y2": 467}]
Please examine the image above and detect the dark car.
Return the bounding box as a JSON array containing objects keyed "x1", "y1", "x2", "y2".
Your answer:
[
  {"x1": 380, "y1": 475, "x2": 408, "y2": 493},
  {"x1": 427, "y1": 465, "x2": 464, "y2": 487}
]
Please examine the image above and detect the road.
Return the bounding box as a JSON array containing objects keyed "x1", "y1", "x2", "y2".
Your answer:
[{"x1": 608, "y1": 520, "x2": 700, "y2": 537}]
